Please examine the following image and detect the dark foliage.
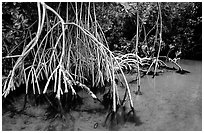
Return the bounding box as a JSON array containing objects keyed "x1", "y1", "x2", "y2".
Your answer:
[{"x1": 2, "y1": 3, "x2": 201, "y2": 70}]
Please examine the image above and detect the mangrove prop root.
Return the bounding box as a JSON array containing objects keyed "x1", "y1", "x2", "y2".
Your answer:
[
  {"x1": 57, "y1": 98, "x2": 65, "y2": 114},
  {"x1": 135, "y1": 88, "x2": 142, "y2": 95},
  {"x1": 102, "y1": 90, "x2": 112, "y2": 109},
  {"x1": 104, "y1": 104, "x2": 126, "y2": 129},
  {"x1": 104, "y1": 110, "x2": 114, "y2": 127},
  {"x1": 19, "y1": 94, "x2": 28, "y2": 112},
  {"x1": 44, "y1": 94, "x2": 58, "y2": 111},
  {"x1": 104, "y1": 112, "x2": 121, "y2": 129},
  {"x1": 95, "y1": 97, "x2": 102, "y2": 103},
  {"x1": 45, "y1": 95, "x2": 67, "y2": 122},
  {"x1": 121, "y1": 88, "x2": 128, "y2": 106},
  {"x1": 176, "y1": 69, "x2": 190, "y2": 74},
  {"x1": 56, "y1": 98, "x2": 67, "y2": 122},
  {"x1": 126, "y1": 107, "x2": 142, "y2": 126},
  {"x1": 75, "y1": 81, "x2": 102, "y2": 103},
  {"x1": 104, "y1": 106, "x2": 141, "y2": 128}
]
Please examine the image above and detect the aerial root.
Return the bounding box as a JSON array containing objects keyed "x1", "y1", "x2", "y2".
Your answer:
[
  {"x1": 135, "y1": 86, "x2": 142, "y2": 95},
  {"x1": 126, "y1": 107, "x2": 142, "y2": 126},
  {"x1": 19, "y1": 94, "x2": 28, "y2": 112},
  {"x1": 176, "y1": 69, "x2": 190, "y2": 74},
  {"x1": 103, "y1": 102, "x2": 143, "y2": 129},
  {"x1": 104, "y1": 105, "x2": 126, "y2": 130},
  {"x1": 135, "y1": 90, "x2": 142, "y2": 95},
  {"x1": 44, "y1": 94, "x2": 67, "y2": 122}
]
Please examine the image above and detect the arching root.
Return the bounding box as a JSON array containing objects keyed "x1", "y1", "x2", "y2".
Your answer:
[
  {"x1": 104, "y1": 104, "x2": 126, "y2": 130},
  {"x1": 126, "y1": 106, "x2": 142, "y2": 126}
]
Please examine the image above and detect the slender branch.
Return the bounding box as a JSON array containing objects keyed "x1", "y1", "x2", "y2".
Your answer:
[{"x1": 153, "y1": 2, "x2": 162, "y2": 77}]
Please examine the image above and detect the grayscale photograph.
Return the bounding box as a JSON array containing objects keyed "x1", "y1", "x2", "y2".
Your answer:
[{"x1": 2, "y1": 2, "x2": 202, "y2": 131}]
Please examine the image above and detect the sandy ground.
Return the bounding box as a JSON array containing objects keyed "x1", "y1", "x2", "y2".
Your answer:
[{"x1": 2, "y1": 60, "x2": 202, "y2": 131}]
